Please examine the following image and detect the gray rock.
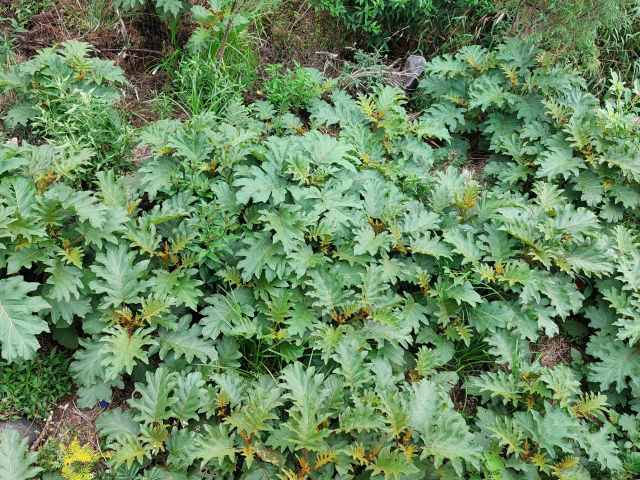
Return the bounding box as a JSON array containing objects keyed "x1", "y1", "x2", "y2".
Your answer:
[
  {"x1": 402, "y1": 55, "x2": 427, "y2": 90},
  {"x1": 385, "y1": 55, "x2": 427, "y2": 91},
  {"x1": 0, "y1": 417, "x2": 40, "y2": 446}
]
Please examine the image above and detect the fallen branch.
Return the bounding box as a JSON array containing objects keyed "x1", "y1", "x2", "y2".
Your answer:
[
  {"x1": 29, "y1": 410, "x2": 54, "y2": 452},
  {"x1": 98, "y1": 48, "x2": 163, "y2": 55}
]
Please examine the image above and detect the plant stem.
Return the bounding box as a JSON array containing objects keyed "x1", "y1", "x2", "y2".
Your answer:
[{"x1": 216, "y1": 0, "x2": 237, "y2": 63}]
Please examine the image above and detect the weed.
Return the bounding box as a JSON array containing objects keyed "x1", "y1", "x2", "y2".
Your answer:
[
  {"x1": 113, "y1": 0, "x2": 189, "y2": 46},
  {"x1": 261, "y1": 62, "x2": 323, "y2": 111},
  {"x1": 0, "y1": 348, "x2": 73, "y2": 421},
  {"x1": 157, "y1": 51, "x2": 250, "y2": 117},
  {"x1": 0, "y1": 6, "x2": 26, "y2": 66},
  {"x1": 9, "y1": 0, "x2": 54, "y2": 26},
  {"x1": 31, "y1": 87, "x2": 135, "y2": 172},
  {"x1": 504, "y1": 0, "x2": 631, "y2": 68},
  {"x1": 37, "y1": 427, "x2": 82, "y2": 473},
  {"x1": 61, "y1": 0, "x2": 118, "y2": 38},
  {"x1": 308, "y1": 0, "x2": 498, "y2": 52},
  {"x1": 0, "y1": 31, "x2": 17, "y2": 66},
  {"x1": 339, "y1": 47, "x2": 388, "y2": 91},
  {"x1": 595, "y1": 3, "x2": 640, "y2": 86},
  {"x1": 448, "y1": 338, "x2": 493, "y2": 376}
]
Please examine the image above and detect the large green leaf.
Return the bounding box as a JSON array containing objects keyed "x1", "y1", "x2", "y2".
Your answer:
[
  {"x1": 0, "y1": 276, "x2": 50, "y2": 362},
  {"x1": 194, "y1": 425, "x2": 238, "y2": 467},
  {"x1": 367, "y1": 446, "x2": 419, "y2": 480},
  {"x1": 225, "y1": 387, "x2": 282, "y2": 436},
  {"x1": 44, "y1": 258, "x2": 83, "y2": 302},
  {"x1": 155, "y1": 315, "x2": 217, "y2": 363},
  {"x1": 419, "y1": 411, "x2": 482, "y2": 475},
  {"x1": 101, "y1": 326, "x2": 157, "y2": 380},
  {"x1": 89, "y1": 243, "x2": 152, "y2": 309},
  {"x1": 129, "y1": 367, "x2": 179, "y2": 425},
  {"x1": 171, "y1": 372, "x2": 207, "y2": 424},
  {"x1": 95, "y1": 408, "x2": 141, "y2": 444},
  {"x1": 305, "y1": 263, "x2": 354, "y2": 313},
  {"x1": 0, "y1": 430, "x2": 42, "y2": 480}
]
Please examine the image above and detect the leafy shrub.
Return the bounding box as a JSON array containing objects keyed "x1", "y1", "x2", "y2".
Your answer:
[
  {"x1": 113, "y1": 0, "x2": 188, "y2": 20},
  {"x1": 261, "y1": 62, "x2": 324, "y2": 111},
  {"x1": 2, "y1": 40, "x2": 640, "y2": 479},
  {"x1": 311, "y1": 0, "x2": 634, "y2": 70},
  {"x1": 309, "y1": 0, "x2": 439, "y2": 35},
  {"x1": 95, "y1": 72, "x2": 635, "y2": 477},
  {"x1": 0, "y1": 348, "x2": 72, "y2": 421},
  {"x1": 0, "y1": 41, "x2": 131, "y2": 170},
  {"x1": 7, "y1": 0, "x2": 54, "y2": 26},
  {"x1": 115, "y1": 0, "x2": 272, "y2": 53},
  {"x1": 415, "y1": 40, "x2": 640, "y2": 224},
  {"x1": 506, "y1": 0, "x2": 632, "y2": 67},
  {"x1": 309, "y1": 0, "x2": 496, "y2": 48}
]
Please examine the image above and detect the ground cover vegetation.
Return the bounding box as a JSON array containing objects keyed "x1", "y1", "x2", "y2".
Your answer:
[{"x1": 0, "y1": 0, "x2": 639, "y2": 479}]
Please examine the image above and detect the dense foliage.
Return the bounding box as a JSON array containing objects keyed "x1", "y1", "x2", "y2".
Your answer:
[
  {"x1": 308, "y1": 0, "x2": 495, "y2": 47},
  {"x1": 0, "y1": 41, "x2": 131, "y2": 169},
  {"x1": 0, "y1": 348, "x2": 72, "y2": 421},
  {"x1": 261, "y1": 63, "x2": 325, "y2": 111},
  {"x1": 1, "y1": 38, "x2": 640, "y2": 479},
  {"x1": 505, "y1": 0, "x2": 631, "y2": 65},
  {"x1": 308, "y1": 0, "x2": 639, "y2": 76}
]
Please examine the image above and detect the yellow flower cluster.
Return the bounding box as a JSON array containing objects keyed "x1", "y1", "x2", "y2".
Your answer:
[{"x1": 60, "y1": 438, "x2": 101, "y2": 480}]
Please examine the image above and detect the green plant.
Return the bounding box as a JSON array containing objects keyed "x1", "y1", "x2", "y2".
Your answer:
[
  {"x1": 188, "y1": 0, "x2": 249, "y2": 55},
  {"x1": 150, "y1": 0, "x2": 262, "y2": 118},
  {"x1": 416, "y1": 40, "x2": 640, "y2": 226},
  {"x1": 85, "y1": 0, "x2": 117, "y2": 32},
  {"x1": 0, "y1": 348, "x2": 72, "y2": 420},
  {"x1": 0, "y1": 31, "x2": 17, "y2": 66},
  {"x1": 0, "y1": 136, "x2": 221, "y2": 408},
  {"x1": 261, "y1": 62, "x2": 324, "y2": 111},
  {"x1": 38, "y1": 434, "x2": 65, "y2": 473},
  {"x1": 114, "y1": 0, "x2": 278, "y2": 52},
  {"x1": 37, "y1": 427, "x2": 84, "y2": 474},
  {"x1": 84, "y1": 61, "x2": 636, "y2": 478},
  {"x1": 596, "y1": 2, "x2": 640, "y2": 85},
  {"x1": 311, "y1": 0, "x2": 435, "y2": 35},
  {"x1": 0, "y1": 5, "x2": 26, "y2": 66},
  {"x1": 61, "y1": 0, "x2": 118, "y2": 38},
  {"x1": 0, "y1": 40, "x2": 132, "y2": 173}
]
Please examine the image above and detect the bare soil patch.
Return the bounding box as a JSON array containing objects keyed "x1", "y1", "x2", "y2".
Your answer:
[
  {"x1": 532, "y1": 335, "x2": 574, "y2": 368},
  {"x1": 259, "y1": 0, "x2": 350, "y2": 73}
]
